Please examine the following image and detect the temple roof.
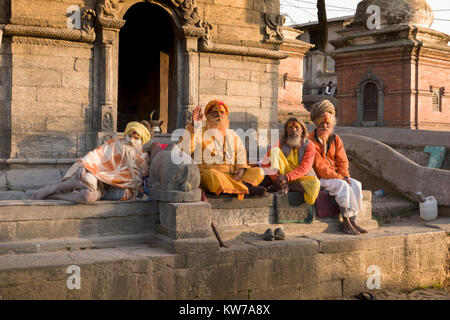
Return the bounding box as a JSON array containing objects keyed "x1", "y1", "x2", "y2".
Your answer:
[{"x1": 353, "y1": 0, "x2": 434, "y2": 28}]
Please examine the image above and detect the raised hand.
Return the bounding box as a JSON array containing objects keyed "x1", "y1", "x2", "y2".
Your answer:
[{"x1": 192, "y1": 106, "x2": 204, "y2": 125}]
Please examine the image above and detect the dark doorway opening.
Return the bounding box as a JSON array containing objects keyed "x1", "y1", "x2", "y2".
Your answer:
[
  {"x1": 118, "y1": 2, "x2": 176, "y2": 133},
  {"x1": 363, "y1": 82, "x2": 378, "y2": 122}
]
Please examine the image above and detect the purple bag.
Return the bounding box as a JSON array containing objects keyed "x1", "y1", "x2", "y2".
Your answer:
[{"x1": 315, "y1": 190, "x2": 340, "y2": 218}]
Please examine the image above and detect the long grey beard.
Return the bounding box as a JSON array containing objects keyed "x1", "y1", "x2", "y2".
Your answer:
[
  {"x1": 285, "y1": 135, "x2": 302, "y2": 148},
  {"x1": 122, "y1": 142, "x2": 143, "y2": 192}
]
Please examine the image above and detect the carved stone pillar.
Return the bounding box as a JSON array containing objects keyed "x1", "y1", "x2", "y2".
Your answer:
[{"x1": 94, "y1": 1, "x2": 125, "y2": 145}]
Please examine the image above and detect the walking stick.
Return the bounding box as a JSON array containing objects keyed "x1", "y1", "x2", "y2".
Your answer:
[{"x1": 211, "y1": 221, "x2": 230, "y2": 248}]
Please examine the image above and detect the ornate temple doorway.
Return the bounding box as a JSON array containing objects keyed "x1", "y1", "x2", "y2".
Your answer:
[
  {"x1": 362, "y1": 82, "x2": 378, "y2": 122},
  {"x1": 118, "y1": 2, "x2": 176, "y2": 133}
]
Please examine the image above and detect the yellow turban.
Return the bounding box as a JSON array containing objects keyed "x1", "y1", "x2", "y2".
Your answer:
[
  {"x1": 124, "y1": 122, "x2": 151, "y2": 145},
  {"x1": 310, "y1": 100, "x2": 336, "y2": 123}
]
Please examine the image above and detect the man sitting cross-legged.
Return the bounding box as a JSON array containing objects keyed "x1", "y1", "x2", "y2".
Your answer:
[
  {"x1": 178, "y1": 99, "x2": 266, "y2": 200},
  {"x1": 32, "y1": 122, "x2": 151, "y2": 203},
  {"x1": 260, "y1": 117, "x2": 320, "y2": 205},
  {"x1": 307, "y1": 100, "x2": 368, "y2": 235}
]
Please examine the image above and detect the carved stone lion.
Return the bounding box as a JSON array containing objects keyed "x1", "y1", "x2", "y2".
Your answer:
[{"x1": 149, "y1": 144, "x2": 201, "y2": 202}]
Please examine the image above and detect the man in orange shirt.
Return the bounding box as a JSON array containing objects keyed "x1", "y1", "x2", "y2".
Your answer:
[
  {"x1": 308, "y1": 100, "x2": 367, "y2": 235},
  {"x1": 32, "y1": 122, "x2": 151, "y2": 203}
]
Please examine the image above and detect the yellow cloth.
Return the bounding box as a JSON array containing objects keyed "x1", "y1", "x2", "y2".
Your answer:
[
  {"x1": 200, "y1": 167, "x2": 265, "y2": 200},
  {"x1": 124, "y1": 122, "x2": 151, "y2": 145},
  {"x1": 270, "y1": 147, "x2": 320, "y2": 205}
]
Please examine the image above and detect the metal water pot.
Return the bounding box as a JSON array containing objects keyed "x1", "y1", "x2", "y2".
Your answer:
[{"x1": 149, "y1": 110, "x2": 163, "y2": 134}]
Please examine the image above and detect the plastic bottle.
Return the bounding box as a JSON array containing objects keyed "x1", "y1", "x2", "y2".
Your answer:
[
  {"x1": 419, "y1": 196, "x2": 438, "y2": 221},
  {"x1": 416, "y1": 192, "x2": 426, "y2": 203},
  {"x1": 373, "y1": 189, "x2": 384, "y2": 197}
]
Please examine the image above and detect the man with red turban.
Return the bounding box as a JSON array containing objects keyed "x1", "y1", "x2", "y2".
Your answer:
[{"x1": 179, "y1": 100, "x2": 265, "y2": 200}]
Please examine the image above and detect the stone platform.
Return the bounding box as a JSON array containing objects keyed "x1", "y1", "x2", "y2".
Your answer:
[
  {"x1": 0, "y1": 193, "x2": 447, "y2": 299},
  {"x1": 0, "y1": 217, "x2": 448, "y2": 299}
]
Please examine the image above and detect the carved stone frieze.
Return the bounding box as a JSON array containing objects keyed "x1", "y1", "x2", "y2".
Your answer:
[
  {"x1": 2, "y1": 24, "x2": 96, "y2": 43},
  {"x1": 264, "y1": 13, "x2": 285, "y2": 43},
  {"x1": 170, "y1": 0, "x2": 202, "y2": 27},
  {"x1": 199, "y1": 39, "x2": 288, "y2": 60},
  {"x1": 96, "y1": 0, "x2": 125, "y2": 29}
]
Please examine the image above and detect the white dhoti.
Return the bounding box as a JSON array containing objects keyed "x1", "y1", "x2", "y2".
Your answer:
[{"x1": 320, "y1": 178, "x2": 362, "y2": 218}]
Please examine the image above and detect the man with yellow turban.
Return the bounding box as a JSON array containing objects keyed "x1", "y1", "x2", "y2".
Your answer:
[
  {"x1": 179, "y1": 100, "x2": 265, "y2": 199},
  {"x1": 33, "y1": 121, "x2": 151, "y2": 203},
  {"x1": 307, "y1": 100, "x2": 367, "y2": 235},
  {"x1": 261, "y1": 117, "x2": 320, "y2": 205}
]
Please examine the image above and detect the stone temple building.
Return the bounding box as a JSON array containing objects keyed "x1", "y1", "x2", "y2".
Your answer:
[
  {"x1": 331, "y1": 0, "x2": 450, "y2": 130},
  {"x1": 0, "y1": 0, "x2": 289, "y2": 166}
]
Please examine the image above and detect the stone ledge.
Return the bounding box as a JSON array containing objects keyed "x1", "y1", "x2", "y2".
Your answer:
[{"x1": 207, "y1": 194, "x2": 274, "y2": 209}]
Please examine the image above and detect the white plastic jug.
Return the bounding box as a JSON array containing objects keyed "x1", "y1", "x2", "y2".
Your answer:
[{"x1": 419, "y1": 196, "x2": 438, "y2": 221}]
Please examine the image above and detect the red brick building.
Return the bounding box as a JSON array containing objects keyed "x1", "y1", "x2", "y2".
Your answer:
[{"x1": 331, "y1": 0, "x2": 450, "y2": 131}]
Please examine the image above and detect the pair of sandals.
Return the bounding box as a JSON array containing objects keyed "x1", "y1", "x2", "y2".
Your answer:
[{"x1": 264, "y1": 227, "x2": 285, "y2": 241}]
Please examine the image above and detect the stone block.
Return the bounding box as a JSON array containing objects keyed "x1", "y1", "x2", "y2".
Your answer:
[
  {"x1": 29, "y1": 44, "x2": 93, "y2": 59},
  {"x1": 217, "y1": 25, "x2": 261, "y2": 42},
  {"x1": 0, "y1": 171, "x2": 7, "y2": 191},
  {"x1": 159, "y1": 202, "x2": 212, "y2": 239},
  {"x1": 207, "y1": 194, "x2": 273, "y2": 209},
  {"x1": 227, "y1": 80, "x2": 259, "y2": 97},
  {"x1": 199, "y1": 78, "x2": 226, "y2": 95},
  {"x1": 46, "y1": 116, "x2": 87, "y2": 132},
  {"x1": 312, "y1": 251, "x2": 365, "y2": 281},
  {"x1": 212, "y1": 207, "x2": 270, "y2": 227},
  {"x1": 214, "y1": 67, "x2": 251, "y2": 81},
  {"x1": 62, "y1": 71, "x2": 91, "y2": 89},
  {"x1": 12, "y1": 55, "x2": 75, "y2": 71},
  {"x1": 5, "y1": 168, "x2": 62, "y2": 191},
  {"x1": 12, "y1": 68, "x2": 61, "y2": 87},
  {"x1": 36, "y1": 87, "x2": 89, "y2": 103},
  {"x1": 235, "y1": 260, "x2": 274, "y2": 293},
  {"x1": 11, "y1": 86, "x2": 36, "y2": 102}
]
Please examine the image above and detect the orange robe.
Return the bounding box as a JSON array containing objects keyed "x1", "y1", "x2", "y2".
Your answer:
[{"x1": 179, "y1": 124, "x2": 264, "y2": 199}]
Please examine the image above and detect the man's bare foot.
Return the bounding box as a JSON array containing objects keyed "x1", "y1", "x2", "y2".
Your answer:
[
  {"x1": 32, "y1": 185, "x2": 57, "y2": 200},
  {"x1": 342, "y1": 218, "x2": 360, "y2": 235},
  {"x1": 351, "y1": 221, "x2": 368, "y2": 233}
]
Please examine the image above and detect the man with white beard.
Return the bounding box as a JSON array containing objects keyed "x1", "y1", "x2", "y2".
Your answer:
[
  {"x1": 307, "y1": 100, "x2": 367, "y2": 235},
  {"x1": 179, "y1": 99, "x2": 266, "y2": 200},
  {"x1": 32, "y1": 122, "x2": 151, "y2": 203},
  {"x1": 261, "y1": 117, "x2": 320, "y2": 205}
]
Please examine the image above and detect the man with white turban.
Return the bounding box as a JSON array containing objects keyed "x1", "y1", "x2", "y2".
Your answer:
[{"x1": 308, "y1": 100, "x2": 367, "y2": 235}]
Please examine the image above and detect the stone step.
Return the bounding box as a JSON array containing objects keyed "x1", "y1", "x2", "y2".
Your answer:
[
  {"x1": 372, "y1": 194, "x2": 418, "y2": 217},
  {"x1": 0, "y1": 190, "x2": 377, "y2": 254},
  {"x1": 0, "y1": 200, "x2": 159, "y2": 243}
]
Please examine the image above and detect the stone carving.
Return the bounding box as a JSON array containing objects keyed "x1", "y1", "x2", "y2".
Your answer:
[
  {"x1": 3, "y1": 24, "x2": 96, "y2": 43},
  {"x1": 96, "y1": 0, "x2": 125, "y2": 29},
  {"x1": 102, "y1": 112, "x2": 113, "y2": 130},
  {"x1": 149, "y1": 144, "x2": 201, "y2": 202},
  {"x1": 171, "y1": 0, "x2": 202, "y2": 27},
  {"x1": 264, "y1": 13, "x2": 285, "y2": 42},
  {"x1": 98, "y1": 0, "x2": 121, "y2": 19},
  {"x1": 199, "y1": 39, "x2": 288, "y2": 60}
]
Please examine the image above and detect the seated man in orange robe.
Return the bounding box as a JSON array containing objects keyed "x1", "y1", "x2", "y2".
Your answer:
[
  {"x1": 179, "y1": 100, "x2": 266, "y2": 199},
  {"x1": 32, "y1": 122, "x2": 151, "y2": 203}
]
